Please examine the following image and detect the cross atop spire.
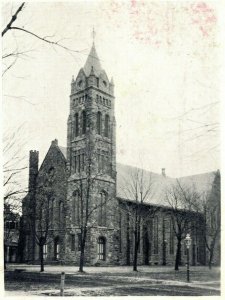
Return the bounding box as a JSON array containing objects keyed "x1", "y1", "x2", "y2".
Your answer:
[{"x1": 92, "y1": 27, "x2": 96, "y2": 45}]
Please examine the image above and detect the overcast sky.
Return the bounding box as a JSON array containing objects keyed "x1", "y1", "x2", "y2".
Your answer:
[{"x1": 2, "y1": 0, "x2": 221, "y2": 178}]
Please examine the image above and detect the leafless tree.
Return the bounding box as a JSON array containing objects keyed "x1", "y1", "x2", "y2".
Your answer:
[
  {"x1": 3, "y1": 127, "x2": 28, "y2": 205},
  {"x1": 165, "y1": 179, "x2": 201, "y2": 270},
  {"x1": 119, "y1": 168, "x2": 157, "y2": 271},
  {"x1": 72, "y1": 134, "x2": 112, "y2": 272},
  {"x1": 23, "y1": 181, "x2": 54, "y2": 272},
  {"x1": 197, "y1": 171, "x2": 220, "y2": 269},
  {"x1": 34, "y1": 188, "x2": 52, "y2": 272},
  {"x1": 4, "y1": 204, "x2": 20, "y2": 269},
  {"x1": 3, "y1": 126, "x2": 28, "y2": 269},
  {"x1": 2, "y1": 2, "x2": 81, "y2": 76}
]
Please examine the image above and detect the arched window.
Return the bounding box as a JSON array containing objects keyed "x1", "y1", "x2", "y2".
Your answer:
[
  {"x1": 54, "y1": 236, "x2": 60, "y2": 260},
  {"x1": 98, "y1": 191, "x2": 107, "y2": 226},
  {"x1": 82, "y1": 110, "x2": 86, "y2": 134},
  {"x1": 50, "y1": 198, "x2": 55, "y2": 228},
  {"x1": 74, "y1": 113, "x2": 79, "y2": 137},
  {"x1": 98, "y1": 237, "x2": 106, "y2": 260},
  {"x1": 153, "y1": 216, "x2": 158, "y2": 254},
  {"x1": 169, "y1": 219, "x2": 174, "y2": 255},
  {"x1": 104, "y1": 114, "x2": 110, "y2": 137},
  {"x1": 97, "y1": 111, "x2": 102, "y2": 135},
  {"x1": 43, "y1": 244, "x2": 48, "y2": 260},
  {"x1": 59, "y1": 201, "x2": 63, "y2": 228},
  {"x1": 72, "y1": 191, "x2": 80, "y2": 225},
  {"x1": 72, "y1": 193, "x2": 75, "y2": 224}
]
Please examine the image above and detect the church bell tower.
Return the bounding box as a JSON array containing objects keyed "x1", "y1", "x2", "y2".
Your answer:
[
  {"x1": 65, "y1": 41, "x2": 118, "y2": 265},
  {"x1": 67, "y1": 42, "x2": 116, "y2": 179}
]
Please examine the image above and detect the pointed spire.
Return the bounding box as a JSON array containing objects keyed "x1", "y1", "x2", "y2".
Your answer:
[{"x1": 83, "y1": 43, "x2": 102, "y2": 76}]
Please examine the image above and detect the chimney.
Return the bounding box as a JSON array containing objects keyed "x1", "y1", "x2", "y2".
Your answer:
[
  {"x1": 28, "y1": 150, "x2": 39, "y2": 192},
  {"x1": 162, "y1": 168, "x2": 166, "y2": 177},
  {"x1": 51, "y1": 139, "x2": 58, "y2": 146}
]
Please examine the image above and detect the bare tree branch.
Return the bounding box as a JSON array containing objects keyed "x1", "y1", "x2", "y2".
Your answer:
[
  {"x1": 9, "y1": 26, "x2": 82, "y2": 54},
  {"x1": 2, "y1": 2, "x2": 25, "y2": 37}
]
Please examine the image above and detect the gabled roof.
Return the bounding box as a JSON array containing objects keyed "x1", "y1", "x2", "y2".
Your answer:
[
  {"x1": 58, "y1": 146, "x2": 67, "y2": 160},
  {"x1": 116, "y1": 163, "x2": 216, "y2": 207},
  {"x1": 56, "y1": 146, "x2": 216, "y2": 207},
  {"x1": 38, "y1": 140, "x2": 66, "y2": 173},
  {"x1": 83, "y1": 43, "x2": 102, "y2": 76}
]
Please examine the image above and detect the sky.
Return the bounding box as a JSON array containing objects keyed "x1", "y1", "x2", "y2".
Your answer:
[{"x1": 2, "y1": 0, "x2": 222, "y2": 179}]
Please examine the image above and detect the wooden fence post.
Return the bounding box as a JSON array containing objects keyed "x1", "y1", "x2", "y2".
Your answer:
[{"x1": 60, "y1": 272, "x2": 65, "y2": 296}]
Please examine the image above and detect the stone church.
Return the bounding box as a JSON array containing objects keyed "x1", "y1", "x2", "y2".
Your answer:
[{"x1": 22, "y1": 43, "x2": 219, "y2": 267}]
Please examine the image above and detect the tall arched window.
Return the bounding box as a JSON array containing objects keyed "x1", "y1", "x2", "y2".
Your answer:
[
  {"x1": 72, "y1": 194, "x2": 75, "y2": 224},
  {"x1": 97, "y1": 111, "x2": 102, "y2": 135},
  {"x1": 50, "y1": 198, "x2": 55, "y2": 228},
  {"x1": 43, "y1": 244, "x2": 48, "y2": 260},
  {"x1": 82, "y1": 110, "x2": 86, "y2": 134},
  {"x1": 59, "y1": 201, "x2": 63, "y2": 228},
  {"x1": 72, "y1": 190, "x2": 80, "y2": 225},
  {"x1": 153, "y1": 216, "x2": 158, "y2": 254},
  {"x1": 98, "y1": 237, "x2": 106, "y2": 260},
  {"x1": 169, "y1": 219, "x2": 174, "y2": 255},
  {"x1": 104, "y1": 114, "x2": 110, "y2": 137},
  {"x1": 54, "y1": 236, "x2": 60, "y2": 260},
  {"x1": 98, "y1": 191, "x2": 107, "y2": 226},
  {"x1": 74, "y1": 113, "x2": 79, "y2": 137}
]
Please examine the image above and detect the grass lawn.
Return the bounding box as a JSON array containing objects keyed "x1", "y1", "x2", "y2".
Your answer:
[{"x1": 4, "y1": 264, "x2": 220, "y2": 296}]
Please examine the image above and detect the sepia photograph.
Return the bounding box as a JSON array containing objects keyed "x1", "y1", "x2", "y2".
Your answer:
[{"x1": 2, "y1": 0, "x2": 222, "y2": 297}]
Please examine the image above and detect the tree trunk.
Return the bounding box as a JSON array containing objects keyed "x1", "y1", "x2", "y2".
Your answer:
[
  {"x1": 4, "y1": 244, "x2": 7, "y2": 270},
  {"x1": 209, "y1": 248, "x2": 214, "y2": 269},
  {"x1": 79, "y1": 246, "x2": 85, "y2": 272},
  {"x1": 133, "y1": 220, "x2": 140, "y2": 272},
  {"x1": 175, "y1": 238, "x2": 181, "y2": 271},
  {"x1": 79, "y1": 229, "x2": 86, "y2": 273},
  {"x1": 133, "y1": 240, "x2": 138, "y2": 271},
  {"x1": 39, "y1": 244, "x2": 44, "y2": 272},
  {"x1": 126, "y1": 214, "x2": 130, "y2": 266}
]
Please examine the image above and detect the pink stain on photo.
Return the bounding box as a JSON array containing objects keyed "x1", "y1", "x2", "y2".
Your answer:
[{"x1": 189, "y1": 2, "x2": 217, "y2": 37}]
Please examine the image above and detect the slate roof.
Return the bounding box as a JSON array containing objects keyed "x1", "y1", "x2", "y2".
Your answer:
[
  {"x1": 83, "y1": 43, "x2": 103, "y2": 77},
  {"x1": 57, "y1": 145, "x2": 216, "y2": 207},
  {"x1": 116, "y1": 163, "x2": 216, "y2": 207}
]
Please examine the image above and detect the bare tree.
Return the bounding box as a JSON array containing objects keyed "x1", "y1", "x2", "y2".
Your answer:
[
  {"x1": 4, "y1": 204, "x2": 20, "y2": 269},
  {"x1": 2, "y1": 2, "x2": 81, "y2": 76},
  {"x1": 119, "y1": 168, "x2": 157, "y2": 271},
  {"x1": 199, "y1": 171, "x2": 220, "y2": 269},
  {"x1": 3, "y1": 127, "x2": 28, "y2": 269},
  {"x1": 34, "y1": 188, "x2": 52, "y2": 272},
  {"x1": 165, "y1": 179, "x2": 200, "y2": 271},
  {"x1": 72, "y1": 136, "x2": 111, "y2": 272},
  {"x1": 3, "y1": 127, "x2": 28, "y2": 204},
  {"x1": 23, "y1": 183, "x2": 53, "y2": 272}
]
